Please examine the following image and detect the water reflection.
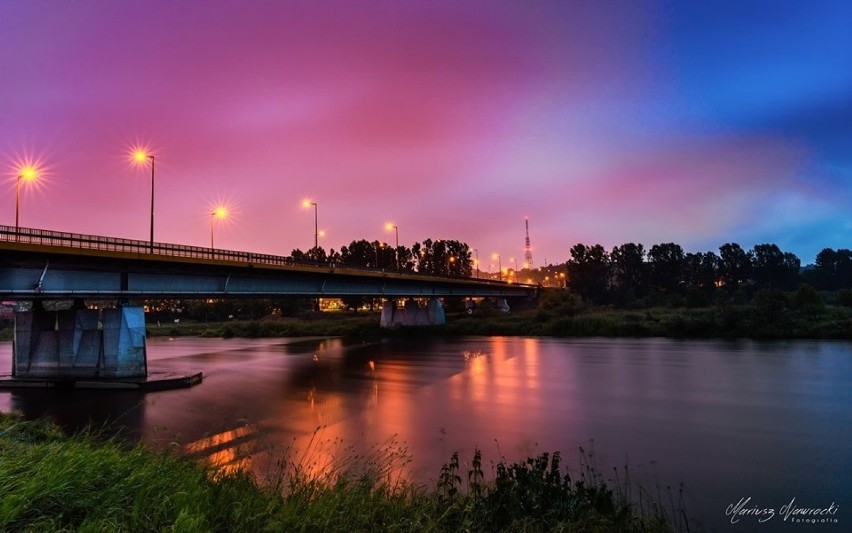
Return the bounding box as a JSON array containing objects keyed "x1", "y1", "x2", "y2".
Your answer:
[
  {"x1": 6, "y1": 388, "x2": 145, "y2": 440},
  {"x1": 184, "y1": 422, "x2": 257, "y2": 475},
  {"x1": 1, "y1": 336, "x2": 850, "y2": 531}
]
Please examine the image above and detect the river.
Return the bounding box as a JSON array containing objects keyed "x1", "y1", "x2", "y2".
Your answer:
[{"x1": 1, "y1": 336, "x2": 850, "y2": 531}]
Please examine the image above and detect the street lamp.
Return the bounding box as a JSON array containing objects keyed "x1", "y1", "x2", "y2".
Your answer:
[
  {"x1": 132, "y1": 149, "x2": 156, "y2": 251},
  {"x1": 302, "y1": 199, "x2": 318, "y2": 250},
  {"x1": 448, "y1": 255, "x2": 456, "y2": 276},
  {"x1": 16, "y1": 165, "x2": 38, "y2": 233},
  {"x1": 210, "y1": 205, "x2": 228, "y2": 249},
  {"x1": 510, "y1": 257, "x2": 519, "y2": 282},
  {"x1": 492, "y1": 253, "x2": 502, "y2": 281},
  {"x1": 375, "y1": 241, "x2": 386, "y2": 269},
  {"x1": 384, "y1": 223, "x2": 398, "y2": 249},
  {"x1": 473, "y1": 248, "x2": 480, "y2": 278},
  {"x1": 385, "y1": 223, "x2": 398, "y2": 269}
]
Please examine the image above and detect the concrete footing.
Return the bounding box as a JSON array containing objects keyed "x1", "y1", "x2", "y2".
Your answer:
[
  {"x1": 13, "y1": 303, "x2": 147, "y2": 379},
  {"x1": 0, "y1": 371, "x2": 203, "y2": 391},
  {"x1": 380, "y1": 298, "x2": 446, "y2": 328}
]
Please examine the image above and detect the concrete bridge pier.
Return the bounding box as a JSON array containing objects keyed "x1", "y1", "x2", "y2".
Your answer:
[
  {"x1": 13, "y1": 302, "x2": 147, "y2": 379},
  {"x1": 380, "y1": 298, "x2": 446, "y2": 328}
]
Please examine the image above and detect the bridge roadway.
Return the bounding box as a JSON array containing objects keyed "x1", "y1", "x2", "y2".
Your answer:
[
  {"x1": 1, "y1": 226, "x2": 537, "y2": 387},
  {"x1": 0, "y1": 225, "x2": 537, "y2": 300}
]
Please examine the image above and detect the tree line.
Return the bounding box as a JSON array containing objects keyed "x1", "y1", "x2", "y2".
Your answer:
[
  {"x1": 289, "y1": 238, "x2": 474, "y2": 278},
  {"x1": 564, "y1": 243, "x2": 852, "y2": 305},
  {"x1": 145, "y1": 237, "x2": 476, "y2": 320}
]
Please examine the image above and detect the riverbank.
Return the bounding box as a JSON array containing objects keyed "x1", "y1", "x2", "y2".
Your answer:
[
  {"x1": 144, "y1": 300, "x2": 851, "y2": 341},
  {"x1": 2, "y1": 293, "x2": 849, "y2": 341},
  {"x1": 444, "y1": 302, "x2": 852, "y2": 340},
  {"x1": 0, "y1": 413, "x2": 678, "y2": 532}
]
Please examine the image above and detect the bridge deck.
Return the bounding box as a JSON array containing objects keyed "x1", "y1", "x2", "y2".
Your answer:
[{"x1": 0, "y1": 226, "x2": 537, "y2": 299}]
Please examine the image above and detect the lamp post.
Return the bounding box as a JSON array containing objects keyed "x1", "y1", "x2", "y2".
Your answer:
[
  {"x1": 303, "y1": 200, "x2": 318, "y2": 250},
  {"x1": 385, "y1": 223, "x2": 398, "y2": 269},
  {"x1": 510, "y1": 257, "x2": 519, "y2": 282},
  {"x1": 473, "y1": 248, "x2": 480, "y2": 278},
  {"x1": 448, "y1": 255, "x2": 456, "y2": 277},
  {"x1": 211, "y1": 206, "x2": 228, "y2": 249},
  {"x1": 15, "y1": 166, "x2": 38, "y2": 234},
  {"x1": 492, "y1": 253, "x2": 502, "y2": 281},
  {"x1": 132, "y1": 150, "x2": 155, "y2": 252}
]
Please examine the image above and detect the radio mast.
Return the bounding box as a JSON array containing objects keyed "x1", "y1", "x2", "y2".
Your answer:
[{"x1": 524, "y1": 217, "x2": 533, "y2": 269}]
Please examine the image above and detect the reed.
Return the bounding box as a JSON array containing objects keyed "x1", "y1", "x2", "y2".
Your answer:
[{"x1": 0, "y1": 413, "x2": 684, "y2": 532}]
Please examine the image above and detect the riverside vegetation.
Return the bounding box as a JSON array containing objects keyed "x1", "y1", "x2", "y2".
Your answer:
[
  {"x1": 0, "y1": 413, "x2": 683, "y2": 532},
  {"x1": 1, "y1": 286, "x2": 849, "y2": 343},
  {"x1": 129, "y1": 283, "x2": 851, "y2": 341}
]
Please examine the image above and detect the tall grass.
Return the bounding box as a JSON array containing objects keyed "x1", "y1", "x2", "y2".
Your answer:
[{"x1": 0, "y1": 413, "x2": 683, "y2": 532}]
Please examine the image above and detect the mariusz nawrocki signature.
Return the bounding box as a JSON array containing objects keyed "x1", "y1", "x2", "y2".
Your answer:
[{"x1": 726, "y1": 497, "x2": 840, "y2": 524}]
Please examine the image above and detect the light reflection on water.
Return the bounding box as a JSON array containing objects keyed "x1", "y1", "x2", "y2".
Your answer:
[{"x1": 1, "y1": 336, "x2": 850, "y2": 531}]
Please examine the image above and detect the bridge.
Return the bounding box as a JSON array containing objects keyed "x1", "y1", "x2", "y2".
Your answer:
[{"x1": 0, "y1": 226, "x2": 537, "y2": 385}]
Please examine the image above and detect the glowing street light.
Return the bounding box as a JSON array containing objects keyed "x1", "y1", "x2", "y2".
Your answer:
[
  {"x1": 210, "y1": 205, "x2": 228, "y2": 249},
  {"x1": 384, "y1": 223, "x2": 398, "y2": 248},
  {"x1": 492, "y1": 253, "x2": 502, "y2": 281},
  {"x1": 302, "y1": 199, "x2": 318, "y2": 250},
  {"x1": 385, "y1": 222, "x2": 399, "y2": 269},
  {"x1": 510, "y1": 257, "x2": 519, "y2": 282},
  {"x1": 132, "y1": 149, "x2": 155, "y2": 251},
  {"x1": 15, "y1": 165, "x2": 38, "y2": 233}
]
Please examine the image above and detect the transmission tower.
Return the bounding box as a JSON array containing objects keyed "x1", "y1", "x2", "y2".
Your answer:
[{"x1": 524, "y1": 217, "x2": 533, "y2": 269}]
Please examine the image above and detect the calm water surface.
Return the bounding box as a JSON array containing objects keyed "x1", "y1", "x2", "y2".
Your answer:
[{"x1": 1, "y1": 336, "x2": 850, "y2": 531}]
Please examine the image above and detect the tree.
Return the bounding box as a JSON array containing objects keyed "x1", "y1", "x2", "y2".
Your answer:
[
  {"x1": 683, "y1": 251, "x2": 719, "y2": 295},
  {"x1": 810, "y1": 248, "x2": 852, "y2": 290},
  {"x1": 305, "y1": 246, "x2": 328, "y2": 263},
  {"x1": 565, "y1": 243, "x2": 610, "y2": 302},
  {"x1": 340, "y1": 240, "x2": 378, "y2": 268},
  {"x1": 647, "y1": 243, "x2": 685, "y2": 292},
  {"x1": 718, "y1": 243, "x2": 752, "y2": 291},
  {"x1": 373, "y1": 240, "x2": 394, "y2": 270},
  {"x1": 610, "y1": 243, "x2": 646, "y2": 298},
  {"x1": 415, "y1": 239, "x2": 472, "y2": 277},
  {"x1": 395, "y1": 245, "x2": 416, "y2": 272},
  {"x1": 289, "y1": 247, "x2": 330, "y2": 264},
  {"x1": 751, "y1": 244, "x2": 800, "y2": 291}
]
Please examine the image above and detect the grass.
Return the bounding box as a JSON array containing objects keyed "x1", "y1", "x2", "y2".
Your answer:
[
  {"x1": 443, "y1": 300, "x2": 852, "y2": 340},
  {"x1": 0, "y1": 413, "x2": 683, "y2": 532}
]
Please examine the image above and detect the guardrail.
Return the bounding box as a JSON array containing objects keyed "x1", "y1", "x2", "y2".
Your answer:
[
  {"x1": 0, "y1": 225, "x2": 523, "y2": 287},
  {"x1": 0, "y1": 224, "x2": 291, "y2": 265}
]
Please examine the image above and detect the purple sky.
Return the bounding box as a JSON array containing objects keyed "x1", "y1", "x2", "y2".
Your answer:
[{"x1": 2, "y1": 0, "x2": 850, "y2": 266}]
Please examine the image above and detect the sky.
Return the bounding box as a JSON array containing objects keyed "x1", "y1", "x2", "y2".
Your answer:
[{"x1": 1, "y1": 0, "x2": 850, "y2": 266}]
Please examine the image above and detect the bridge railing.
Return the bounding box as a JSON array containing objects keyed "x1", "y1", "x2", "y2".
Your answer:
[
  {"x1": 0, "y1": 225, "x2": 299, "y2": 265},
  {"x1": 0, "y1": 225, "x2": 523, "y2": 286}
]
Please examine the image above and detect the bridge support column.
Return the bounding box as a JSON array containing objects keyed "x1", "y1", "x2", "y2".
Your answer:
[
  {"x1": 379, "y1": 300, "x2": 398, "y2": 328},
  {"x1": 379, "y1": 298, "x2": 446, "y2": 328},
  {"x1": 13, "y1": 303, "x2": 147, "y2": 379},
  {"x1": 426, "y1": 298, "x2": 446, "y2": 325}
]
